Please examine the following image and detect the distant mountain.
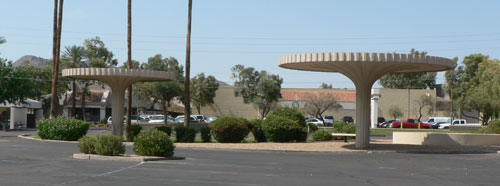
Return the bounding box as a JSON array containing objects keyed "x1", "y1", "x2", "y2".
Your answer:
[{"x1": 13, "y1": 55, "x2": 49, "y2": 68}]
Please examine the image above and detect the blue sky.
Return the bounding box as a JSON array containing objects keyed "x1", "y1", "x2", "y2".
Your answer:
[{"x1": 1, "y1": 0, "x2": 499, "y2": 88}]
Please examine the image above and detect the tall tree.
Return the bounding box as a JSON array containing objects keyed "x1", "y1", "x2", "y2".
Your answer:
[
  {"x1": 231, "y1": 64, "x2": 283, "y2": 118},
  {"x1": 302, "y1": 93, "x2": 341, "y2": 120},
  {"x1": 190, "y1": 73, "x2": 219, "y2": 114},
  {"x1": 80, "y1": 37, "x2": 117, "y2": 121},
  {"x1": 61, "y1": 45, "x2": 85, "y2": 117},
  {"x1": 135, "y1": 55, "x2": 184, "y2": 125},
  {"x1": 50, "y1": 0, "x2": 64, "y2": 118},
  {"x1": 379, "y1": 49, "x2": 437, "y2": 89},
  {"x1": 126, "y1": 0, "x2": 133, "y2": 132},
  {"x1": 446, "y1": 54, "x2": 500, "y2": 124},
  {"x1": 183, "y1": 0, "x2": 193, "y2": 127}
]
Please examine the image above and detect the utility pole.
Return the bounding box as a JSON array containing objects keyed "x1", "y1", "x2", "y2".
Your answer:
[{"x1": 407, "y1": 88, "x2": 410, "y2": 119}]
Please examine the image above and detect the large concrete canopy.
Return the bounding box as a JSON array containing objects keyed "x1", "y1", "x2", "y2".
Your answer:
[
  {"x1": 278, "y1": 52, "x2": 454, "y2": 149},
  {"x1": 63, "y1": 68, "x2": 176, "y2": 136}
]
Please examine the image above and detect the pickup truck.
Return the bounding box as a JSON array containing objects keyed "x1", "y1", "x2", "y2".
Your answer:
[
  {"x1": 391, "y1": 118, "x2": 432, "y2": 129},
  {"x1": 436, "y1": 119, "x2": 481, "y2": 129}
]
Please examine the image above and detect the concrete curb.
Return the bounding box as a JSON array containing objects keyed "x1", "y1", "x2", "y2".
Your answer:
[
  {"x1": 73, "y1": 153, "x2": 185, "y2": 162},
  {"x1": 17, "y1": 134, "x2": 78, "y2": 143}
]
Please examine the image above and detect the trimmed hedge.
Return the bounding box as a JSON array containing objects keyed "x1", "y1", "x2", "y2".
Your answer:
[
  {"x1": 175, "y1": 126, "x2": 197, "y2": 143},
  {"x1": 134, "y1": 129, "x2": 175, "y2": 157},
  {"x1": 483, "y1": 120, "x2": 500, "y2": 134},
  {"x1": 78, "y1": 136, "x2": 97, "y2": 154},
  {"x1": 250, "y1": 119, "x2": 267, "y2": 142},
  {"x1": 307, "y1": 123, "x2": 319, "y2": 134},
  {"x1": 94, "y1": 135, "x2": 125, "y2": 156},
  {"x1": 312, "y1": 130, "x2": 333, "y2": 141},
  {"x1": 126, "y1": 125, "x2": 143, "y2": 142},
  {"x1": 332, "y1": 121, "x2": 356, "y2": 140},
  {"x1": 200, "y1": 126, "x2": 212, "y2": 142},
  {"x1": 262, "y1": 107, "x2": 307, "y2": 142},
  {"x1": 210, "y1": 117, "x2": 249, "y2": 143},
  {"x1": 155, "y1": 126, "x2": 172, "y2": 136},
  {"x1": 38, "y1": 117, "x2": 89, "y2": 141}
]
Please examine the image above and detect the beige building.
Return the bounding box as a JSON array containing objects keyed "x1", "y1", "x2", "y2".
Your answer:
[{"x1": 198, "y1": 85, "x2": 453, "y2": 122}]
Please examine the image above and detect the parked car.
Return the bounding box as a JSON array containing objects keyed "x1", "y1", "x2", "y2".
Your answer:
[
  {"x1": 378, "y1": 119, "x2": 399, "y2": 128},
  {"x1": 306, "y1": 118, "x2": 324, "y2": 126},
  {"x1": 175, "y1": 116, "x2": 197, "y2": 124},
  {"x1": 205, "y1": 117, "x2": 218, "y2": 124},
  {"x1": 377, "y1": 117, "x2": 386, "y2": 125},
  {"x1": 436, "y1": 119, "x2": 481, "y2": 129},
  {"x1": 323, "y1": 116, "x2": 334, "y2": 126},
  {"x1": 391, "y1": 118, "x2": 432, "y2": 129},
  {"x1": 342, "y1": 116, "x2": 354, "y2": 123},
  {"x1": 107, "y1": 115, "x2": 148, "y2": 124},
  {"x1": 425, "y1": 117, "x2": 451, "y2": 128},
  {"x1": 191, "y1": 115, "x2": 206, "y2": 122}
]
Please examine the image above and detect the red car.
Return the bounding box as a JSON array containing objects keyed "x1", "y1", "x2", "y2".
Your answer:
[{"x1": 391, "y1": 118, "x2": 431, "y2": 129}]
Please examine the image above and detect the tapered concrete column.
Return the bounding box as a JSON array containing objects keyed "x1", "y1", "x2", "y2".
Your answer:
[
  {"x1": 62, "y1": 68, "x2": 176, "y2": 136},
  {"x1": 278, "y1": 52, "x2": 454, "y2": 149}
]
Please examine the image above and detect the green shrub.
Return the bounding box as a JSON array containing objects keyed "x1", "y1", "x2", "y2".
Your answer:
[
  {"x1": 268, "y1": 107, "x2": 306, "y2": 126},
  {"x1": 38, "y1": 117, "x2": 89, "y2": 141},
  {"x1": 175, "y1": 126, "x2": 197, "y2": 143},
  {"x1": 312, "y1": 130, "x2": 333, "y2": 141},
  {"x1": 94, "y1": 135, "x2": 125, "y2": 156},
  {"x1": 210, "y1": 117, "x2": 250, "y2": 143},
  {"x1": 262, "y1": 115, "x2": 307, "y2": 142},
  {"x1": 307, "y1": 123, "x2": 319, "y2": 134},
  {"x1": 332, "y1": 121, "x2": 356, "y2": 140},
  {"x1": 483, "y1": 120, "x2": 500, "y2": 134},
  {"x1": 237, "y1": 117, "x2": 253, "y2": 131},
  {"x1": 250, "y1": 119, "x2": 267, "y2": 142},
  {"x1": 78, "y1": 136, "x2": 97, "y2": 154},
  {"x1": 126, "y1": 125, "x2": 143, "y2": 142},
  {"x1": 155, "y1": 126, "x2": 172, "y2": 136},
  {"x1": 263, "y1": 107, "x2": 308, "y2": 142},
  {"x1": 134, "y1": 129, "x2": 175, "y2": 157},
  {"x1": 200, "y1": 126, "x2": 212, "y2": 142}
]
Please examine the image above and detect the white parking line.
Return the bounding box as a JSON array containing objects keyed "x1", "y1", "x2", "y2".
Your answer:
[{"x1": 52, "y1": 162, "x2": 144, "y2": 186}]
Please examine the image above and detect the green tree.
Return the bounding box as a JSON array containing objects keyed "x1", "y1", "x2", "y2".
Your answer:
[
  {"x1": 135, "y1": 55, "x2": 184, "y2": 124},
  {"x1": 0, "y1": 61, "x2": 36, "y2": 104},
  {"x1": 388, "y1": 105, "x2": 403, "y2": 120},
  {"x1": 446, "y1": 54, "x2": 500, "y2": 124},
  {"x1": 231, "y1": 64, "x2": 283, "y2": 118},
  {"x1": 379, "y1": 49, "x2": 437, "y2": 89},
  {"x1": 320, "y1": 83, "x2": 333, "y2": 89},
  {"x1": 61, "y1": 45, "x2": 85, "y2": 117},
  {"x1": 190, "y1": 73, "x2": 219, "y2": 114}
]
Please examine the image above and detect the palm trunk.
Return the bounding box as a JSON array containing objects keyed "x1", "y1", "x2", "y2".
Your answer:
[
  {"x1": 163, "y1": 101, "x2": 168, "y2": 125},
  {"x1": 81, "y1": 90, "x2": 86, "y2": 122},
  {"x1": 49, "y1": 0, "x2": 59, "y2": 118},
  {"x1": 71, "y1": 80, "x2": 76, "y2": 117},
  {"x1": 183, "y1": 0, "x2": 193, "y2": 127},
  {"x1": 125, "y1": 0, "x2": 132, "y2": 134}
]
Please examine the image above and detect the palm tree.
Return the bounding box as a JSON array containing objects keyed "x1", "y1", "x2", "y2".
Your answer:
[
  {"x1": 126, "y1": 0, "x2": 133, "y2": 132},
  {"x1": 61, "y1": 45, "x2": 84, "y2": 117},
  {"x1": 50, "y1": 0, "x2": 64, "y2": 118},
  {"x1": 183, "y1": 0, "x2": 193, "y2": 127},
  {"x1": 0, "y1": 37, "x2": 5, "y2": 45}
]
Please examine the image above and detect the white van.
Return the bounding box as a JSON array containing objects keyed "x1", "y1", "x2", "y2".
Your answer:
[{"x1": 425, "y1": 117, "x2": 451, "y2": 126}]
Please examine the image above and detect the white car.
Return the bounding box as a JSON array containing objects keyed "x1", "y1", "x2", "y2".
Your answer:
[{"x1": 306, "y1": 118, "x2": 324, "y2": 126}]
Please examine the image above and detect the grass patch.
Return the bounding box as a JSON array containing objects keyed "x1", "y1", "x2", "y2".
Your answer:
[{"x1": 370, "y1": 128, "x2": 483, "y2": 136}]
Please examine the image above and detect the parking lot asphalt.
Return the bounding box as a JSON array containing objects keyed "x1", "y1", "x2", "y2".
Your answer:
[{"x1": 2, "y1": 130, "x2": 500, "y2": 186}]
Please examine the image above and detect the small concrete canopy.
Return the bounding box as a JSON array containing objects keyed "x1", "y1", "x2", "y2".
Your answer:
[
  {"x1": 278, "y1": 52, "x2": 454, "y2": 149},
  {"x1": 62, "y1": 68, "x2": 176, "y2": 136}
]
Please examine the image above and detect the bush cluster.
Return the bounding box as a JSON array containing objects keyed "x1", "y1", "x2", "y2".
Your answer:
[
  {"x1": 200, "y1": 126, "x2": 212, "y2": 142},
  {"x1": 126, "y1": 125, "x2": 143, "y2": 142},
  {"x1": 175, "y1": 126, "x2": 197, "y2": 142},
  {"x1": 38, "y1": 117, "x2": 89, "y2": 141},
  {"x1": 250, "y1": 119, "x2": 267, "y2": 142},
  {"x1": 307, "y1": 123, "x2": 319, "y2": 134},
  {"x1": 262, "y1": 107, "x2": 307, "y2": 142},
  {"x1": 78, "y1": 135, "x2": 125, "y2": 156},
  {"x1": 134, "y1": 129, "x2": 175, "y2": 157},
  {"x1": 210, "y1": 117, "x2": 249, "y2": 143},
  {"x1": 483, "y1": 120, "x2": 500, "y2": 134},
  {"x1": 312, "y1": 130, "x2": 333, "y2": 141},
  {"x1": 155, "y1": 126, "x2": 172, "y2": 136}
]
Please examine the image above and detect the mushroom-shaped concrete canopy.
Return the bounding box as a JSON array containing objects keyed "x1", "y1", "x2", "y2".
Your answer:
[
  {"x1": 62, "y1": 68, "x2": 176, "y2": 136},
  {"x1": 278, "y1": 52, "x2": 454, "y2": 149}
]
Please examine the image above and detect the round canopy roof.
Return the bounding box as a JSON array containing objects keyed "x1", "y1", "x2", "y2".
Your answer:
[
  {"x1": 279, "y1": 52, "x2": 454, "y2": 73},
  {"x1": 62, "y1": 68, "x2": 176, "y2": 83}
]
